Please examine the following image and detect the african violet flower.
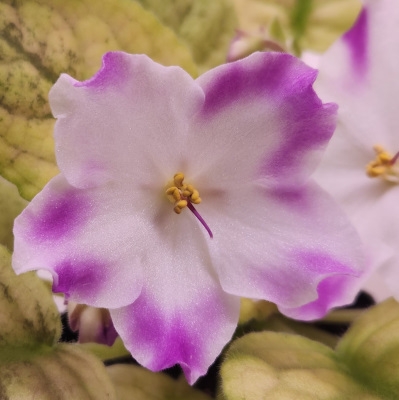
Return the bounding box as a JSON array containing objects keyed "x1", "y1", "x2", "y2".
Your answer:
[
  {"x1": 313, "y1": 0, "x2": 399, "y2": 298},
  {"x1": 67, "y1": 302, "x2": 118, "y2": 346},
  {"x1": 13, "y1": 51, "x2": 366, "y2": 383}
]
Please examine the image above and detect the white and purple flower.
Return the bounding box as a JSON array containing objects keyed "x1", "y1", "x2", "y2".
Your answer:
[
  {"x1": 13, "y1": 51, "x2": 366, "y2": 383},
  {"x1": 314, "y1": 0, "x2": 399, "y2": 299},
  {"x1": 67, "y1": 302, "x2": 118, "y2": 346}
]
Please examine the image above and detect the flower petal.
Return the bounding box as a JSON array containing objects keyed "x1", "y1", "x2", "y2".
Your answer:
[
  {"x1": 315, "y1": 0, "x2": 399, "y2": 150},
  {"x1": 12, "y1": 48, "x2": 369, "y2": 382},
  {"x1": 185, "y1": 52, "x2": 337, "y2": 190},
  {"x1": 111, "y1": 212, "x2": 240, "y2": 384},
  {"x1": 357, "y1": 188, "x2": 399, "y2": 298},
  {"x1": 280, "y1": 274, "x2": 362, "y2": 320},
  {"x1": 13, "y1": 174, "x2": 146, "y2": 308},
  {"x1": 153, "y1": 51, "x2": 363, "y2": 319},
  {"x1": 314, "y1": 0, "x2": 399, "y2": 298},
  {"x1": 200, "y1": 182, "x2": 366, "y2": 320},
  {"x1": 49, "y1": 52, "x2": 205, "y2": 189}
]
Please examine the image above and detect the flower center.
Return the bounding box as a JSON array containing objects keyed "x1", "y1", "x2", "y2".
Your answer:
[
  {"x1": 366, "y1": 145, "x2": 399, "y2": 183},
  {"x1": 165, "y1": 173, "x2": 213, "y2": 238}
]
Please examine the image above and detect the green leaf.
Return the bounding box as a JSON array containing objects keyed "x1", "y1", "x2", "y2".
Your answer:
[
  {"x1": 219, "y1": 332, "x2": 366, "y2": 400},
  {"x1": 2, "y1": 344, "x2": 117, "y2": 400},
  {"x1": 298, "y1": 0, "x2": 362, "y2": 53},
  {"x1": 336, "y1": 298, "x2": 399, "y2": 399},
  {"x1": 231, "y1": 0, "x2": 362, "y2": 55},
  {"x1": 237, "y1": 300, "x2": 338, "y2": 349},
  {"x1": 81, "y1": 337, "x2": 130, "y2": 362},
  {"x1": 107, "y1": 364, "x2": 211, "y2": 400},
  {"x1": 256, "y1": 314, "x2": 339, "y2": 349},
  {"x1": 220, "y1": 300, "x2": 399, "y2": 399},
  {"x1": 0, "y1": 177, "x2": 26, "y2": 250},
  {"x1": 0, "y1": 0, "x2": 197, "y2": 200},
  {"x1": 0, "y1": 245, "x2": 117, "y2": 399},
  {"x1": 135, "y1": 0, "x2": 238, "y2": 72},
  {"x1": 0, "y1": 244, "x2": 60, "y2": 348},
  {"x1": 238, "y1": 298, "x2": 277, "y2": 325}
]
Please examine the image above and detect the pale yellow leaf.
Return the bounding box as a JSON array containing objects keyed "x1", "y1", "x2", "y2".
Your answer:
[
  {"x1": 107, "y1": 364, "x2": 211, "y2": 400},
  {"x1": 230, "y1": 0, "x2": 362, "y2": 54},
  {"x1": 2, "y1": 345, "x2": 117, "y2": 400},
  {"x1": 0, "y1": 244, "x2": 60, "y2": 348},
  {"x1": 220, "y1": 332, "x2": 368, "y2": 399},
  {"x1": 136, "y1": 0, "x2": 238, "y2": 72},
  {"x1": 0, "y1": 177, "x2": 26, "y2": 250}
]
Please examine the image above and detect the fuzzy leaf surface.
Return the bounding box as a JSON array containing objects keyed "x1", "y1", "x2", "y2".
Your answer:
[
  {"x1": 0, "y1": 177, "x2": 26, "y2": 250},
  {"x1": 107, "y1": 364, "x2": 211, "y2": 400},
  {"x1": 221, "y1": 300, "x2": 399, "y2": 399},
  {"x1": 135, "y1": 0, "x2": 237, "y2": 71}
]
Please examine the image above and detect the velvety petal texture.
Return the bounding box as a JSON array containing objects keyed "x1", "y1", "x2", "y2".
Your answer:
[
  {"x1": 13, "y1": 51, "x2": 366, "y2": 382},
  {"x1": 314, "y1": 0, "x2": 399, "y2": 298},
  {"x1": 49, "y1": 52, "x2": 205, "y2": 189},
  {"x1": 13, "y1": 174, "x2": 145, "y2": 309}
]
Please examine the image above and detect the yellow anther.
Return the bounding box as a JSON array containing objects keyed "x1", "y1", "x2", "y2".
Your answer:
[
  {"x1": 190, "y1": 190, "x2": 201, "y2": 204},
  {"x1": 165, "y1": 172, "x2": 202, "y2": 213},
  {"x1": 174, "y1": 173, "x2": 185, "y2": 188},
  {"x1": 165, "y1": 187, "x2": 181, "y2": 203},
  {"x1": 366, "y1": 144, "x2": 399, "y2": 183},
  {"x1": 174, "y1": 199, "x2": 188, "y2": 214},
  {"x1": 366, "y1": 165, "x2": 385, "y2": 177},
  {"x1": 181, "y1": 184, "x2": 192, "y2": 197},
  {"x1": 379, "y1": 152, "x2": 391, "y2": 163},
  {"x1": 164, "y1": 172, "x2": 212, "y2": 237}
]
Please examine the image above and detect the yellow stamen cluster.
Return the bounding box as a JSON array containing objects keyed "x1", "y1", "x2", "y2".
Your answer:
[
  {"x1": 366, "y1": 145, "x2": 392, "y2": 176},
  {"x1": 366, "y1": 145, "x2": 399, "y2": 183},
  {"x1": 165, "y1": 173, "x2": 201, "y2": 214}
]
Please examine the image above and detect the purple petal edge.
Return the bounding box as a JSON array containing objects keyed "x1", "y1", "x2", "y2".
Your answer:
[
  {"x1": 261, "y1": 101, "x2": 337, "y2": 179},
  {"x1": 199, "y1": 52, "x2": 318, "y2": 117},
  {"x1": 197, "y1": 52, "x2": 337, "y2": 181},
  {"x1": 279, "y1": 251, "x2": 361, "y2": 320},
  {"x1": 280, "y1": 274, "x2": 360, "y2": 320},
  {"x1": 113, "y1": 291, "x2": 238, "y2": 384},
  {"x1": 343, "y1": 7, "x2": 369, "y2": 79},
  {"x1": 121, "y1": 298, "x2": 206, "y2": 383},
  {"x1": 245, "y1": 250, "x2": 359, "y2": 313},
  {"x1": 74, "y1": 52, "x2": 131, "y2": 89}
]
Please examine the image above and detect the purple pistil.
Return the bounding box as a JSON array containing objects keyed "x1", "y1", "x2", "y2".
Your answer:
[
  {"x1": 390, "y1": 151, "x2": 399, "y2": 165},
  {"x1": 187, "y1": 202, "x2": 213, "y2": 238}
]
